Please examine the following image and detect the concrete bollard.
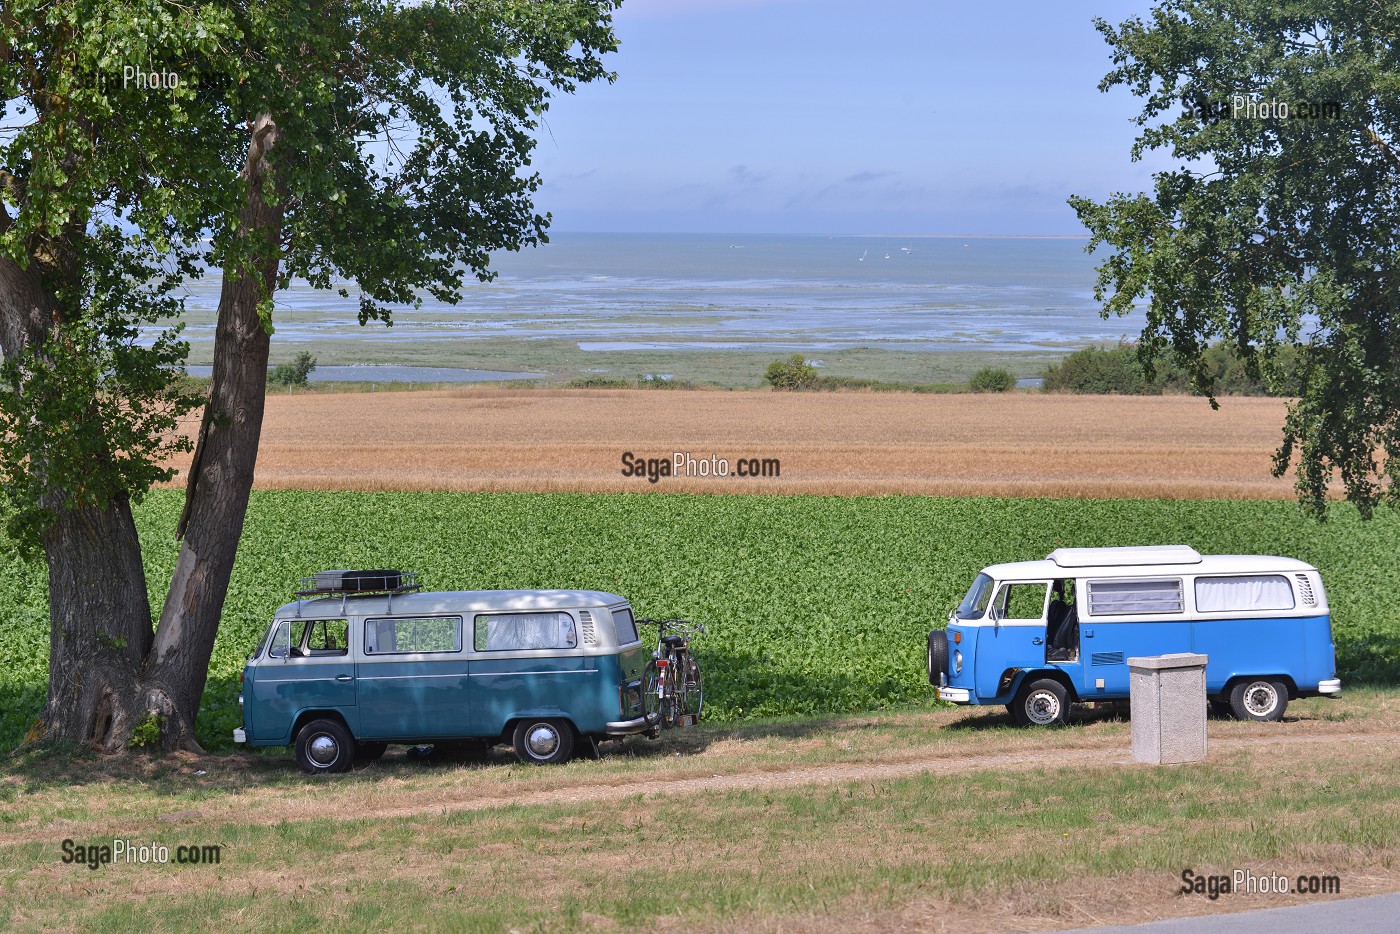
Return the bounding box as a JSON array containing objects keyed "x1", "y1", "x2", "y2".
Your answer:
[{"x1": 1127, "y1": 653, "x2": 1208, "y2": 764}]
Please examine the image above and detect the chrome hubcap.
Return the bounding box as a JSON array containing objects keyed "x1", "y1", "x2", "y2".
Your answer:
[
  {"x1": 308, "y1": 734, "x2": 339, "y2": 765},
  {"x1": 1244, "y1": 683, "x2": 1278, "y2": 716},
  {"x1": 1027, "y1": 691, "x2": 1060, "y2": 724},
  {"x1": 526, "y1": 725, "x2": 559, "y2": 758}
]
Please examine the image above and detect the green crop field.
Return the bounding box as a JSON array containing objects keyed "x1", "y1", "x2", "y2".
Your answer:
[{"x1": 1, "y1": 490, "x2": 1397, "y2": 752}]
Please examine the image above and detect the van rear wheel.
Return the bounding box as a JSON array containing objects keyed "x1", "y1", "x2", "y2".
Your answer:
[
  {"x1": 1229, "y1": 679, "x2": 1288, "y2": 722},
  {"x1": 1011, "y1": 678, "x2": 1069, "y2": 727},
  {"x1": 513, "y1": 719, "x2": 575, "y2": 765}
]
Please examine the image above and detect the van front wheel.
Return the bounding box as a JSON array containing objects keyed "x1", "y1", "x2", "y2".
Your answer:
[
  {"x1": 1229, "y1": 679, "x2": 1288, "y2": 722},
  {"x1": 1011, "y1": 679, "x2": 1069, "y2": 727},
  {"x1": 513, "y1": 719, "x2": 575, "y2": 765},
  {"x1": 295, "y1": 718, "x2": 356, "y2": 774}
]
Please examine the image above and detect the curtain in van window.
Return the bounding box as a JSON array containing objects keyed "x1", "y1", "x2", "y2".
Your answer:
[
  {"x1": 1087, "y1": 579, "x2": 1183, "y2": 615},
  {"x1": 1194, "y1": 575, "x2": 1295, "y2": 613},
  {"x1": 477, "y1": 612, "x2": 577, "y2": 651}
]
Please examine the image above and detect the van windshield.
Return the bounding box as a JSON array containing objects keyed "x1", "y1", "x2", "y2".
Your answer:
[{"x1": 957, "y1": 573, "x2": 996, "y2": 619}]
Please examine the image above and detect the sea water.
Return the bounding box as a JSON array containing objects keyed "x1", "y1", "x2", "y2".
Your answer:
[{"x1": 177, "y1": 233, "x2": 1144, "y2": 358}]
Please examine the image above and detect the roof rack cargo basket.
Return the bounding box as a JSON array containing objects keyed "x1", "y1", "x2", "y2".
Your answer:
[{"x1": 296, "y1": 570, "x2": 421, "y2": 599}]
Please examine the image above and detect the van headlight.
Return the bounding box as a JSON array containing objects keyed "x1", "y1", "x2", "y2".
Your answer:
[{"x1": 954, "y1": 651, "x2": 963, "y2": 674}]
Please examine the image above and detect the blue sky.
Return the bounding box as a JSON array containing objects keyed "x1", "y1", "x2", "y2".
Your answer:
[{"x1": 532, "y1": 0, "x2": 1173, "y2": 235}]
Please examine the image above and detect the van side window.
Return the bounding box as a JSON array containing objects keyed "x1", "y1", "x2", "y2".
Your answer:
[
  {"x1": 364, "y1": 617, "x2": 462, "y2": 654},
  {"x1": 306, "y1": 619, "x2": 349, "y2": 656},
  {"x1": 995, "y1": 583, "x2": 1049, "y2": 620},
  {"x1": 1088, "y1": 579, "x2": 1183, "y2": 615},
  {"x1": 1195, "y1": 575, "x2": 1295, "y2": 613},
  {"x1": 613, "y1": 608, "x2": 639, "y2": 644},
  {"x1": 474, "y1": 612, "x2": 578, "y2": 652}
]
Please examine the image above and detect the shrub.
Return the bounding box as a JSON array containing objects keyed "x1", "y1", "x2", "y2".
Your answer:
[
  {"x1": 764, "y1": 354, "x2": 818, "y2": 390},
  {"x1": 1044, "y1": 341, "x2": 1305, "y2": 397},
  {"x1": 1042, "y1": 344, "x2": 1160, "y2": 395},
  {"x1": 269, "y1": 351, "x2": 317, "y2": 387},
  {"x1": 967, "y1": 367, "x2": 1017, "y2": 393},
  {"x1": 567, "y1": 376, "x2": 634, "y2": 389}
]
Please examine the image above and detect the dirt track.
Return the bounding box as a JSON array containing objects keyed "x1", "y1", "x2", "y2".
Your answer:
[
  {"x1": 166, "y1": 388, "x2": 1298, "y2": 499},
  {"x1": 3, "y1": 725, "x2": 1393, "y2": 847}
]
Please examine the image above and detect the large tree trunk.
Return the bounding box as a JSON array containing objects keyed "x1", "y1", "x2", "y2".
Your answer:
[
  {"x1": 39, "y1": 494, "x2": 158, "y2": 748},
  {"x1": 144, "y1": 115, "x2": 284, "y2": 751}
]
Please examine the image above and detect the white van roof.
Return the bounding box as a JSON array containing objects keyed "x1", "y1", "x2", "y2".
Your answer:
[
  {"x1": 1049, "y1": 545, "x2": 1202, "y2": 567},
  {"x1": 276, "y1": 589, "x2": 628, "y2": 618},
  {"x1": 983, "y1": 547, "x2": 1316, "y2": 581}
]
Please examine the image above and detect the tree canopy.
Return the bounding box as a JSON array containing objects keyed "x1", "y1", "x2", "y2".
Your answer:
[
  {"x1": 0, "y1": 0, "x2": 620, "y2": 750},
  {"x1": 1069, "y1": 0, "x2": 1400, "y2": 516}
]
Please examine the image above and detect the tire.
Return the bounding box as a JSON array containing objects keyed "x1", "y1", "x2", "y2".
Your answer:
[
  {"x1": 678, "y1": 653, "x2": 704, "y2": 718},
  {"x1": 294, "y1": 718, "x2": 356, "y2": 774},
  {"x1": 1011, "y1": 678, "x2": 1070, "y2": 727},
  {"x1": 642, "y1": 660, "x2": 676, "y2": 728},
  {"x1": 513, "y1": 719, "x2": 575, "y2": 765},
  {"x1": 354, "y1": 741, "x2": 388, "y2": 764},
  {"x1": 927, "y1": 631, "x2": 949, "y2": 685},
  {"x1": 1228, "y1": 679, "x2": 1288, "y2": 722}
]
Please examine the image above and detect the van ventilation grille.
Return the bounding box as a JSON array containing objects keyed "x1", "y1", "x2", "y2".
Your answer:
[
  {"x1": 1296, "y1": 574, "x2": 1316, "y2": 606},
  {"x1": 1091, "y1": 652, "x2": 1125, "y2": 667},
  {"x1": 578, "y1": 610, "x2": 597, "y2": 645}
]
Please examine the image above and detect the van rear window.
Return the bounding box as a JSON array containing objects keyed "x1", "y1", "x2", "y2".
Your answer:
[
  {"x1": 1194, "y1": 575, "x2": 1295, "y2": 613},
  {"x1": 1087, "y1": 579, "x2": 1183, "y2": 616},
  {"x1": 474, "y1": 612, "x2": 578, "y2": 652}
]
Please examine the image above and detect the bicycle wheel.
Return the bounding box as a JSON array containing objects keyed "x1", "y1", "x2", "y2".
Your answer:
[
  {"x1": 643, "y1": 660, "x2": 678, "y2": 728},
  {"x1": 678, "y1": 653, "x2": 704, "y2": 719}
]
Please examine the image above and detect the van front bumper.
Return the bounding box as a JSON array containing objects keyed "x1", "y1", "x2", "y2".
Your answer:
[
  {"x1": 1317, "y1": 678, "x2": 1342, "y2": 695},
  {"x1": 937, "y1": 687, "x2": 971, "y2": 703},
  {"x1": 605, "y1": 712, "x2": 661, "y2": 736},
  {"x1": 233, "y1": 728, "x2": 247, "y2": 744}
]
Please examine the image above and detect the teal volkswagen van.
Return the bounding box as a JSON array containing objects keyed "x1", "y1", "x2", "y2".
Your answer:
[
  {"x1": 234, "y1": 571, "x2": 657, "y2": 772},
  {"x1": 928, "y1": 546, "x2": 1340, "y2": 726}
]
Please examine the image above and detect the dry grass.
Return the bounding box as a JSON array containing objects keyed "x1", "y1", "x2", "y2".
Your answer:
[{"x1": 162, "y1": 389, "x2": 1300, "y2": 499}]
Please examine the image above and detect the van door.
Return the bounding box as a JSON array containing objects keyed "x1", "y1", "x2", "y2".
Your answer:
[
  {"x1": 250, "y1": 618, "x2": 357, "y2": 742},
  {"x1": 974, "y1": 581, "x2": 1051, "y2": 699},
  {"x1": 356, "y1": 615, "x2": 470, "y2": 740}
]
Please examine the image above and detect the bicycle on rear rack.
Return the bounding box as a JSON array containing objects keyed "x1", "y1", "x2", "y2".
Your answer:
[{"x1": 637, "y1": 618, "x2": 705, "y2": 729}]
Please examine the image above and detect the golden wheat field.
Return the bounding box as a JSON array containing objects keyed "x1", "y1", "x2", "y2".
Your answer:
[{"x1": 164, "y1": 388, "x2": 1300, "y2": 499}]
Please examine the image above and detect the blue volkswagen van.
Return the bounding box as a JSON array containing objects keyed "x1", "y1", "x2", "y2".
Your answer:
[
  {"x1": 928, "y1": 546, "x2": 1340, "y2": 725},
  {"x1": 234, "y1": 571, "x2": 658, "y2": 772}
]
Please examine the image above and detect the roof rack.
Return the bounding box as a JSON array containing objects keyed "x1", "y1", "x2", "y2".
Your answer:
[{"x1": 294, "y1": 570, "x2": 421, "y2": 616}]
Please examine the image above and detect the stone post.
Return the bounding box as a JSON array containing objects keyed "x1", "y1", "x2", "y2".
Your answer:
[{"x1": 1127, "y1": 653, "x2": 1208, "y2": 764}]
